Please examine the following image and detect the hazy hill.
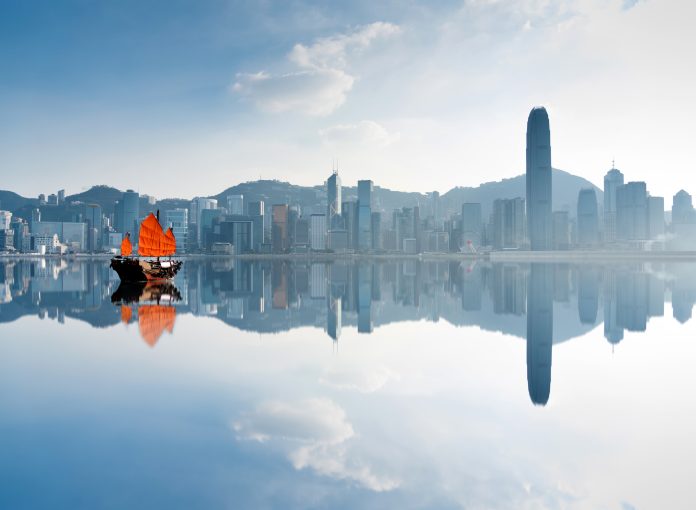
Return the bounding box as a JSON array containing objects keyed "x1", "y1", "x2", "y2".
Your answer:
[
  {"x1": 0, "y1": 190, "x2": 35, "y2": 213},
  {"x1": 1, "y1": 169, "x2": 603, "y2": 220},
  {"x1": 442, "y1": 169, "x2": 602, "y2": 217}
]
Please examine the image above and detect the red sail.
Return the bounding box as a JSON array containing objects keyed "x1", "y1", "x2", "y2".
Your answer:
[
  {"x1": 164, "y1": 227, "x2": 176, "y2": 255},
  {"x1": 121, "y1": 236, "x2": 132, "y2": 257},
  {"x1": 138, "y1": 213, "x2": 168, "y2": 257},
  {"x1": 138, "y1": 305, "x2": 176, "y2": 347}
]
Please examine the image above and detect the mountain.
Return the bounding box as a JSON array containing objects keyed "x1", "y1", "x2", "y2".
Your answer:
[
  {"x1": 0, "y1": 191, "x2": 34, "y2": 213},
  {"x1": 442, "y1": 169, "x2": 602, "y2": 217},
  {"x1": 66, "y1": 185, "x2": 124, "y2": 214},
  {"x1": 1, "y1": 168, "x2": 602, "y2": 220},
  {"x1": 212, "y1": 169, "x2": 601, "y2": 217}
]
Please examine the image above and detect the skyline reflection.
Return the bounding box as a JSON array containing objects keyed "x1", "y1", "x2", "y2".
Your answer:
[{"x1": 0, "y1": 257, "x2": 689, "y2": 405}]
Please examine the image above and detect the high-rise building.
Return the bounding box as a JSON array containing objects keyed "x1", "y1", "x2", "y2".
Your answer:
[
  {"x1": 648, "y1": 196, "x2": 665, "y2": 240},
  {"x1": 342, "y1": 201, "x2": 357, "y2": 250},
  {"x1": 603, "y1": 166, "x2": 624, "y2": 242},
  {"x1": 672, "y1": 190, "x2": 694, "y2": 224},
  {"x1": 616, "y1": 182, "x2": 648, "y2": 241},
  {"x1": 577, "y1": 188, "x2": 599, "y2": 246},
  {"x1": 189, "y1": 197, "x2": 217, "y2": 249},
  {"x1": 461, "y1": 202, "x2": 482, "y2": 249},
  {"x1": 10, "y1": 218, "x2": 30, "y2": 252},
  {"x1": 0, "y1": 211, "x2": 11, "y2": 231},
  {"x1": 164, "y1": 208, "x2": 188, "y2": 254},
  {"x1": 357, "y1": 180, "x2": 373, "y2": 251},
  {"x1": 371, "y1": 212, "x2": 382, "y2": 251},
  {"x1": 227, "y1": 195, "x2": 244, "y2": 216},
  {"x1": 526, "y1": 107, "x2": 552, "y2": 250},
  {"x1": 492, "y1": 198, "x2": 525, "y2": 249},
  {"x1": 57, "y1": 189, "x2": 65, "y2": 204},
  {"x1": 310, "y1": 214, "x2": 327, "y2": 250},
  {"x1": 248, "y1": 201, "x2": 265, "y2": 251},
  {"x1": 117, "y1": 190, "x2": 140, "y2": 237},
  {"x1": 272, "y1": 204, "x2": 289, "y2": 253},
  {"x1": 83, "y1": 204, "x2": 103, "y2": 252},
  {"x1": 552, "y1": 211, "x2": 570, "y2": 250},
  {"x1": 431, "y1": 191, "x2": 441, "y2": 226},
  {"x1": 327, "y1": 172, "x2": 342, "y2": 229}
]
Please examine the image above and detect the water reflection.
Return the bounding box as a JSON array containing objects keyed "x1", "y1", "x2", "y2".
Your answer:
[
  {"x1": 111, "y1": 281, "x2": 181, "y2": 347},
  {"x1": 0, "y1": 257, "x2": 689, "y2": 405}
]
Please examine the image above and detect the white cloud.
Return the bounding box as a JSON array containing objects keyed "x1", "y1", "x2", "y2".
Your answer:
[
  {"x1": 233, "y1": 398, "x2": 400, "y2": 491},
  {"x1": 231, "y1": 22, "x2": 400, "y2": 116},
  {"x1": 288, "y1": 21, "x2": 401, "y2": 70},
  {"x1": 233, "y1": 69, "x2": 354, "y2": 116},
  {"x1": 319, "y1": 120, "x2": 400, "y2": 147}
]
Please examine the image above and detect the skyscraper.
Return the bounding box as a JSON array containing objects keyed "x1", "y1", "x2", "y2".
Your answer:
[
  {"x1": 526, "y1": 107, "x2": 552, "y2": 250},
  {"x1": 357, "y1": 180, "x2": 373, "y2": 251},
  {"x1": 118, "y1": 190, "x2": 139, "y2": 237},
  {"x1": 327, "y1": 171, "x2": 342, "y2": 229},
  {"x1": 461, "y1": 202, "x2": 482, "y2": 248},
  {"x1": 164, "y1": 208, "x2": 188, "y2": 254},
  {"x1": 603, "y1": 166, "x2": 624, "y2": 243},
  {"x1": 577, "y1": 188, "x2": 599, "y2": 246},
  {"x1": 616, "y1": 182, "x2": 648, "y2": 241},
  {"x1": 272, "y1": 204, "x2": 289, "y2": 253},
  {"x1": 227, "y1": 194, "x2": 244, "y2": 216},
  {"x1": 248, "y1": 201, "x2": 265, "y2": 251}
]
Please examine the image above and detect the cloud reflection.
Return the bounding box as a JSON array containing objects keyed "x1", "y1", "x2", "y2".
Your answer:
[{"x1": 233, "y1": 398, "x2": 400, "y2": 491}]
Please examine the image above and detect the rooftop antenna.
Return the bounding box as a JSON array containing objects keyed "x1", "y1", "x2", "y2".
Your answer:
[{"x1": 612, "y1": 158, "x2": 615, "y2": 169}]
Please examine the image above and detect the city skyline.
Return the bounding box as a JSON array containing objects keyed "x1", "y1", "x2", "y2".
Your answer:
[{"x1": 2, "y1": 1, "x2": 696, "y2": 198}]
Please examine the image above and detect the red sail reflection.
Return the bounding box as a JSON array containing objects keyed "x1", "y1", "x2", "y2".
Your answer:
[{"x1": 112, "y1": 281, "x2": 181, "y2": 347}]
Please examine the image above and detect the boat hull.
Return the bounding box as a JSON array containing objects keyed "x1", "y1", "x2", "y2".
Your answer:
[{"x1": 110, "y1": 257, "x2": 182, "y2": 282}]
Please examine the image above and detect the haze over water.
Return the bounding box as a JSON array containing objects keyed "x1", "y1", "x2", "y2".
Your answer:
[{"x1": 1, "y1": 258, "x2": 695, "y2": 509}]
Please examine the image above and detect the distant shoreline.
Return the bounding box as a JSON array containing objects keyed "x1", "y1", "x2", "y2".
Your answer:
[{"x1": 4, "y1": 251, "x2": 696, "y2": 262}]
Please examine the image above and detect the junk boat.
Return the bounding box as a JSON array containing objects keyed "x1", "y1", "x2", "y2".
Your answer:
[{"x1": 110, "y1": 212, "x2": 182, "y2": 282}]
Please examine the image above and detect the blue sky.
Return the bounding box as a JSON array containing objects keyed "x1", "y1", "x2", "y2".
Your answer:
[{"x1": 1, "y1": 0, "x2": 695, "y2": 200}]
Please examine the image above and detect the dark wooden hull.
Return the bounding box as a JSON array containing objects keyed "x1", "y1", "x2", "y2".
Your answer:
[{"x1": 110, "y1": 257, "x2": 182, "y2": 282}]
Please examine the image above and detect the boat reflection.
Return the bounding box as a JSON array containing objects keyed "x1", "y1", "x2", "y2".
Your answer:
[{"x1": 111, "y1": 281, "x2": 181, "y2": 347}]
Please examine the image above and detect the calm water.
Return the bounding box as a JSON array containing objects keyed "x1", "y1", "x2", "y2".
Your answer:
[{"x1": 1, "y1": 258, "x2": 695, "y2": 509}]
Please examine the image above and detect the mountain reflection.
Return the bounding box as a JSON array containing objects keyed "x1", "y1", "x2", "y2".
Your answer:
[{"x1": 0, "y1": 258, "x2": 689, "y2": 404}]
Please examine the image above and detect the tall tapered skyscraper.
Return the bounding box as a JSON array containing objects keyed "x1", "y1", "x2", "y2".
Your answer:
[
  {"x1": 326, "y1": 171, "x2": 341, "y2": 229},
  {"x1": 526, "y1": 107, "x2": 552, "y2": 250}
]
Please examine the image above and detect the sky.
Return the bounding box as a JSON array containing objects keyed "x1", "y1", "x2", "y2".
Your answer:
[{"x1": 1, "y1": 0, "x2": 695, "y2": 200}]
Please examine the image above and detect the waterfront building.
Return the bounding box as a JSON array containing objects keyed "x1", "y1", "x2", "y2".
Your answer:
[
  {"x1": 461, "y1": 202, "x2": 482, "y2": 249},
  {"x1": 310, "y1": 214, "x2": 327, "y2": 251},
  {"x1": 616, "y1": 182, "x2": 648, "y2": 241},
  {"x1": 272, "y1": 204, "x2": 289, "y2": 253},
  {"x1": 371, "y1": 212, "x2": 382, "y2": 251},
  {"x1": 116, "y1": 190, "x2": 140, "y2": 237},
  {"x1": 577, "y1": 188, "x2": 599, "y2": 247},
  {"x1": 342, "y1": 201, "x2": 358, "y2": 249},
  {"x1": 248, "y1": 201, "x2": 265, "y2": 251},
  {"x1": 648, "y1": 196, "x2": 665, "y2": 240},
  {"x1": 492, "y1": 198, "x2": 525, "y2": 249},
  {"x1": 189, "y1": 197, "x2": 217, "y2": 249},
  {"x1": 227, "y1": 195, "x2": 244, "y2": 216},
  {"x1": 357, "y1": 180, "x2": 373, "y2": 251},
  {"x1": 604, "y1": 166, "x2": 624, "y2": 242},
  {"x1": 327, "y1": 171, "x2": 342, "y2": 229},
  {"x1": 83, "y1": 204, "x2": 103, "y2": 252},
  {"x1": 552, "y1": 211, "x2": 570, "y2": 250},
  {"x1": 526, "y1": 107, "x2": 553, "y2": 250},
  {"x1": 164, "y1": 209, "x2": 189, "y2": 254}
]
